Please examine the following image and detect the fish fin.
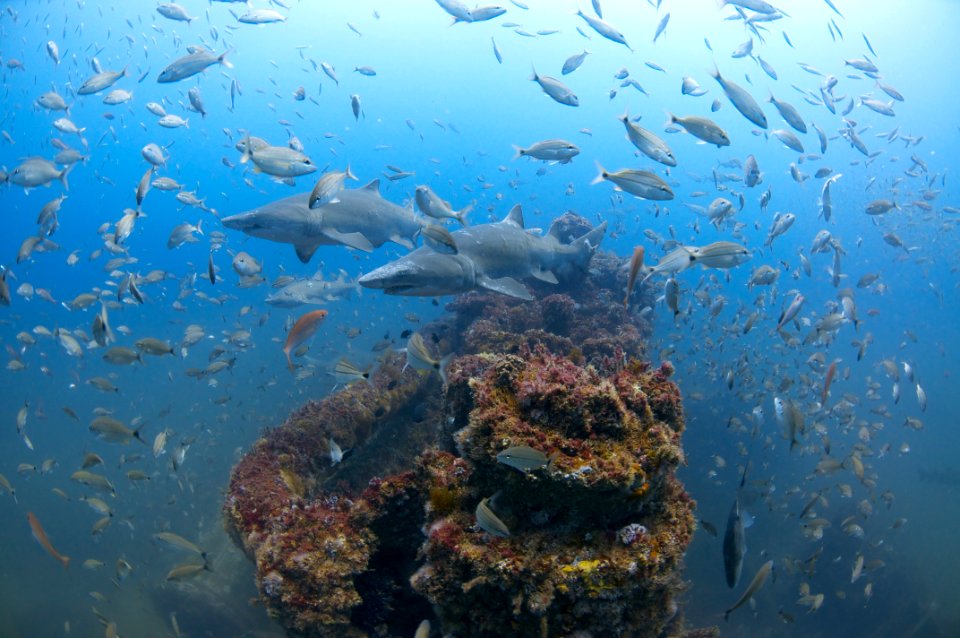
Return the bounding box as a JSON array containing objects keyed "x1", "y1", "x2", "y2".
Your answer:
[
  {"x1": 294, "y1": 242, "x2": 321, "y2": 263},
  {"x1": 438, "y1": 353, "x2": 454, "y2": 386},
  {"x1": 477, "y1": 275, "x2": 532, "y2": 300},
  {"x1": 390, "y1": 234, "x2": 415, "y2": 250},
  {"x1": 547, "y1": 219, "x2": 564, "y2": 239},
  {"x1": 322, "y1": 229, "x2": 375, "y2": 253},
  {"x1": 218, "y1": 49, "x2": 233, "y2": 70},
  {"x1": 502, "y1": 204, "x2": 524, "y2": 228},
  {"x1": 455, "y1": 204, "x2": 472, "y2": 226},
  {"x1": 590, "y1": 160, "x2": 607, "y2": 185},
  {"x1": 570, "y1": 221, "x2": 608, "y2": 269},
  {"x1": 59, "y1": 164, "x2": 73, "y2": 191},
  {"x1": 531, "y1": 267, "x2": 558, "y2": 284},
  {"x1": 360, "y1": 178, "x2": 381, "y2": 193}
]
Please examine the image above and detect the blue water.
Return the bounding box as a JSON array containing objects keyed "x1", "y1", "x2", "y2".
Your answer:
[{"x1": 1, "y1": 0, "x2": 958, "y2": 636}]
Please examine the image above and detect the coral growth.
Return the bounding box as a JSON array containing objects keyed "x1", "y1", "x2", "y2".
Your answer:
[
  {"x1": 223, "y1": 220, "x2": 709, "y2": 637},
  {"x1": 223, "y1": 351, "x2": 437, "y2": 637},
  {"x1": 411, "y1": 346, "x2": 695, "y2": 637}
]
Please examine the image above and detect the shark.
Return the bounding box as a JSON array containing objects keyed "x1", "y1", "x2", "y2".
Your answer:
[
  {"x1": 358, "y1": 205, "x2": 606, "y2": 300},
  {"x1": 265, "y1": 270, "x2": 362, "y2": 308},
  {"x1": 220, "y1": 180, "x2": 423, "y2": 263}
]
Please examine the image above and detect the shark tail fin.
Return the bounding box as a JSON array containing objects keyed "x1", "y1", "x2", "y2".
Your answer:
[
  {"x1": 571, "y1": 221, "x2": 607, "y2": 254},
  {"x1": 568, "y1": 221, "x2": 608, "y2": 273}
]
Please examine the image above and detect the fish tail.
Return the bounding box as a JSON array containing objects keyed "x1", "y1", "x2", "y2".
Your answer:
[
  {"x1": 60, "y1": 555, "x2": 71, "y2": 570},
  {"x1": 344, "y1": 163, "x2": 357, "y2": 182},
  {"x1": 219, "y1": 49, "x2": 234, "y2": 70},
  {"x1": 240, "y1": 133, "x2": 251, "y2": 165},
  {"x1": 455, "y1": 203, "x2": 472, "y2": 226},
  {"x1": 529, "y1": 64, "x2": 538, "y2": 82},
  {"x1": 590, "y1": 160, "x2": 607, "y2": 185},
  {"x1": 285, "y1": 350, "x2": 294, "y2": 372},
  {"x1": 438, "y1": 353, "x2": 454, "y2": 386},
  {"x1": 511, "y1": 145, "x2": 526, "y2": 160},
  {"x1": 58, "y1": 163, "x2": 73, "y2": 191}
]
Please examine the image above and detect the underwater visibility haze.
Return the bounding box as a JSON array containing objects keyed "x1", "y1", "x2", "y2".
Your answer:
[{"x1": 1, "y1": 0, "x2": 959, "y2": 636}]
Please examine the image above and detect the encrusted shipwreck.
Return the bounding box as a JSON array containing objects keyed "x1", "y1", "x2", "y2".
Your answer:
[{"x1": 224, "y1": 217, "x2": 707, "y2": 637}]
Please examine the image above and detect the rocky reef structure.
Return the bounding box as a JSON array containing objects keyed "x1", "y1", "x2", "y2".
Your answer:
[
  {"x1": 224, "y1": 217, "x2": 711, "y2": 637},
  {"x1": 413, "y1": 348, "x2": 694, "y2": 637}
]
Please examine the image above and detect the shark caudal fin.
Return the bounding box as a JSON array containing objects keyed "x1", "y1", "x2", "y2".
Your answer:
[{"x1": 569, "y1": 221, "x2": 608, "y2": 269}]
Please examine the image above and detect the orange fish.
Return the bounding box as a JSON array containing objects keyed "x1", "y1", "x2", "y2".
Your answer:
[
  {"x1": 27, "y1": 511, "x2": 70, "y2": 570},
  {"x1": 624, "y1": 246, "x2": 645, "y2": 308},
  {"x1": 283, "y1": 309, "x2": 328, "y2": 371}
]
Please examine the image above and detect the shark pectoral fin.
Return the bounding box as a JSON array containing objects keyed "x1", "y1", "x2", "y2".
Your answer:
[
  {"x1": 295, "y1": 242, "x2": 321, "y2": 263},
  {"x1": 390, "y1": 234, "x2": 415, "y2": 250},
  {"x1": 477, "y1": 275, "x2": 533, "y2": 300},
  {"x1": 322, "y1": 229, "x2": 375, "y2": 253},
  {"x1": 531, "y1": 267, "x2": 559, "y2": 284}
]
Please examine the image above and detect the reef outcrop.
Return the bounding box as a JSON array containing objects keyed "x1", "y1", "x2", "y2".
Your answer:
[
  {"x1": 224, "y1": 219, "x2": 706, "y2": 637},
  {"x1": 412, "y1": 348, "x2": 694, "y2": 637}
]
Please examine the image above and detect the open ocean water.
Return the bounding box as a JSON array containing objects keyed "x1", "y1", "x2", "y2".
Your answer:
[{"x1": 1, "y1": 0, "x2": 958, "y2": 636}]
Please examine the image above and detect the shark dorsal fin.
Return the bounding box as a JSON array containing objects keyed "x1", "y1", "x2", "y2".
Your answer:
[
  {"x1": 503, "y1": 204, "x2": 524, "y2": 228},
  {"x1": 360, "y1": 179, "x2": 381, "y2": 194}
]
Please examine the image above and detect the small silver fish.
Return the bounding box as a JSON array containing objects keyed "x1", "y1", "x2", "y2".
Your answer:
[
  {"x1": 496, "y1": 446, "x2": 548, "y2": 473},
  {"x1": 475, "y1": 497, "x2": 510, "y2": 537}
]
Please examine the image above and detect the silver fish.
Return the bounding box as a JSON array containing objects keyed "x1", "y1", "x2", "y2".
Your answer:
[
  {"x1": 592, "y1": 163, "x2": 673, "y2": 200},
  {"x1": 724, "y1": 560, "x2": 774, "y2": 621},
  {"x1": 576, "y1": 9, "x2": 632, "y2": 50},
  {"x1": 710, "y1": 66, "x2": 767, "y2": 129},
  {"x1": 561, "y1": 50, "x2": 590, "y2": 75},
  {"x1": 77, "y1": 67, "x2": 127, "y2": 95},
  {"x1": 531, "y1": 67, "x2": 579, "y2": 106},
  {"x1": 475, "y1": 497, "x2": 510, "y2": 537},
  {"x1": 158, "y1": 49, "x2": 231, "y2": 83},
  {"x1": 496, "y1": 446, "x2": 548, "y2": 473},
  {"x1": 668, "y1": 113, "x2": 730, "y2": 147},
  {"x1": 512, "y1": 139, "x2": 580, "y2": 163},
  {"x1": 722, "y1": 498, "x2": 745, "y2": 588},
  {"x1": 768, "y1": 94, "x2": 807, "y2": 133},
  {"x1": 309, "y1": 166, "x2": 358, "y2": 209},
  {"x1": 618, "y1": 111, "x2": 676, "y2": 166}
]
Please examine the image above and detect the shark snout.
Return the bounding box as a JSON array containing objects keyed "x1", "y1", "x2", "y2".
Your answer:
[{"x1": 220, "y1": 213, "x2": 258, "y2": 231}]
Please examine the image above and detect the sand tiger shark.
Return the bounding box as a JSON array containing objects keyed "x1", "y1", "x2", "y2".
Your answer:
[
  {"x1": 220, "y1": 180, "x2": 422, "y2": 263},
  {"x1": 357, "y1": 205, "x2": 606, "y2": 300}
]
